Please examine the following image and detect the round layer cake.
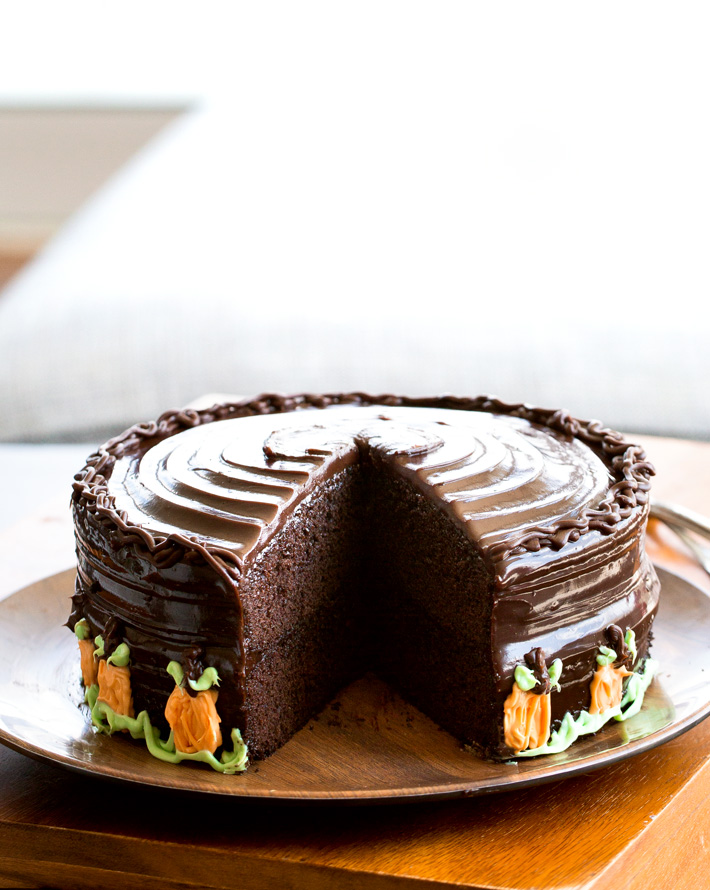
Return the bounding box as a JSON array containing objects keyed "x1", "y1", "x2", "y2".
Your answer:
[{"x1": 69, "y1": 394, "x2": 660, "y2": 769}]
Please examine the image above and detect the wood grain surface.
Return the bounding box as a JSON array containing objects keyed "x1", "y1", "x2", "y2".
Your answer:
[{"x1": 0, "y1": 433, "x2": 709, "y2": 889}]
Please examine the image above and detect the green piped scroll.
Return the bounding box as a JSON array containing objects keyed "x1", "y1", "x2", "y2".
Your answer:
[
  {"x1": 596, "y1": 630, "x2": 637, "y2": 668},
  {"x1": 85, "y1": 684, "x2": 248, "y2": 774},
  {"x1": 625, "y1": 629, "x2": 637, "y2": 665},
  {"x1": 548, "y1": 658, "x2": 563, "y2": 691},
  {"x1": 74, "y1": 619, "x2": 90, "y2": 641},
  {"x1": 93, "y1": 635, "x2": 105, "y2": 659},
  {"x1": 514, "y1": 657, "x2": 563, "y2": 693},
  {"x1": 188, "y1": 666, "x2": 220, "y2": 692},
  {"x1": 514, "y1": 664, "x2": 538, "y2": 691},
  {"x1": 106, "y1": 643, "x2": 131, "y2": 667},
  {"x1": 596, "y1": 645, "x2": 617, "y2": 667},
  {"x1": 515, "y1": 658, "x2": 658, "y2": 758},
  {"x1": 166, "y1": 660, "x2": 184, "y2": 687},
  {"x1": 166, "y1": 660, "x2": 220, "y2": 692}
]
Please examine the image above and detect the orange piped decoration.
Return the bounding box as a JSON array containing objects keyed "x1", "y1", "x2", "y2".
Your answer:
[
  {"x1": 504, "y1": 683, "x2": 551, "y2": 754},
  {"x1": 589, "y1": 663, "x2": 632, "y2": 715},
  {"x1": 97, "y1": 659, "x2": 135, "y2": 718},
  {"x1": 78, "y1": 638, "x2": 98, "y2": 688},
  {"x1": 165, "y1": 686, "x2": 222, "y2": 755}
]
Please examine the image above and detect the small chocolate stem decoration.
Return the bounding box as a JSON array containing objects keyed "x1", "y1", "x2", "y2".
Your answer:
[
  {"x1": 103, "y1": 616, "x2": 124, "y2": 658},
  {"x1": 606, "y1": 624, "x2": 633, "y2": 670},
  {"x1": 181, "y1": 645, "x2": 206, "y2": 697},
  {"x1": 524, "y1": 648, "x2": 552, "y2": 695}
]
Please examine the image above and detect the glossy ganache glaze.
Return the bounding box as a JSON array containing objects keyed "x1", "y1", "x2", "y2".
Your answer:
[{"x1": 69, "y1": 394, "x2": 660, "y2": 758}]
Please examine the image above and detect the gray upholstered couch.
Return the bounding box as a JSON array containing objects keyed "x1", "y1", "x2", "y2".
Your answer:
[{"x1": 1, "y1": 103, "x2": 707, "y2": 443}]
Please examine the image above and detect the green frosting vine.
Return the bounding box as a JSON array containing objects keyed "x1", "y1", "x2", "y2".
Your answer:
[
  {"x1": 514, "y1": 657, "x2": 563, "y2": 693},
  {"x1": 514, "y1": 664, "x2": 538, "y2": 691},
  {"x1": 188, "y1": 666, "x2": 221, "y2": 692},
  {"x1": 514, "y1": 658, "x2": 658, "y2": 758},
  {"x1": 625, "y1": 629, "x2": 637, "y2": 665},
  {"x1": 74, "y1": 619, "x2": 90, "y2": 641},
  {"x1": 596, "y1": 645, "x2": 617, "y2": 667},
  {"x1": 596, "y1": 630, "x2": 637, "y2": 668},
  {"x1": 166, "y1": 660, "x2": 184, "y2": 687},
  {"x1": 106, "y1": 643, "x2": 131, "y2": 667},
  {"x1": 166, "y1": 660, "x2": 220, "y2": 692},
  {"x1": 93, "y1": 635, "x2": 105, "y2": 659},
  {"x1": 548, "y1": 658, "x2": 563, "y2": 691},
  {"x1": 85, "y1": 684, "x2": 248, "y2": 774}
]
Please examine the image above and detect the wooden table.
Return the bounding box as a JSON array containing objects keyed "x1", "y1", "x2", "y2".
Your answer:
[{"x1": 1, "y1": 435, "x2": 710, "y2": 890}]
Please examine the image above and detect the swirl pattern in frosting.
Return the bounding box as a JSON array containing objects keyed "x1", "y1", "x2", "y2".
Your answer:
[{"x1": 106, "y1": 404, "x2": 615, "y2": 581}]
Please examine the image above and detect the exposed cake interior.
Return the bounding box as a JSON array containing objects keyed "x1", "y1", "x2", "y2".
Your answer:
[
  {"x1": 239, "y1": 465, "x2": 368, "y2": 759},
  {"x1": 235, "y1": 453, "x2": 499, "y2": 760},
  {"x1": 365, "y1": 460, "x2": 499, "y2": 755}
]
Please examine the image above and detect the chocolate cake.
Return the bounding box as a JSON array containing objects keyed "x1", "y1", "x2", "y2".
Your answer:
[{"x1": 68, "y1": 394, "x2": 660, "y2": 770}]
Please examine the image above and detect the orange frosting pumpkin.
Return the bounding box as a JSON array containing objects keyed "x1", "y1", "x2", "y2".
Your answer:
[
  {"x1": 165, "y1": 686, "x2": 222, "y2": 755},
  {"x1": 504, "y1": 682, "x2": 551, "y2": 754},
  {"x1": 97, "y1": 659, "x2": 134, "y2": 718},
  {"x1": 78, "y1": 638, "x2": 98, "y2": 688},
  {"x1": 589, "y1": 662, "x2": 632, "y2": 715}
]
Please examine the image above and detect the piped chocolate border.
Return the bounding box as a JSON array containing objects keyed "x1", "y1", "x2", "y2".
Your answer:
[{"x1": 71, "y1": 393, "x2": 655, "y2": 579}]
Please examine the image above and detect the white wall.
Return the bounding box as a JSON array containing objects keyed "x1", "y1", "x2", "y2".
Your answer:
[{"x1": 0, "y1": 109, "x2": 180, "y2": 252}]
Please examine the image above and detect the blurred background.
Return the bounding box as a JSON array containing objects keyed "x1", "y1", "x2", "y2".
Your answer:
[{"x1": 1, "y1": 2, "x2": 709, "y2": 468}]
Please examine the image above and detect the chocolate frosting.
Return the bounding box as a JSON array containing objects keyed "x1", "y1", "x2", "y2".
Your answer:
[
  {"x1": 71, "y1": 393, "x2": 660, "y2": 751},
  {"x1": 72, "y1": 394, "x2": 655, "y2": 581}
]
